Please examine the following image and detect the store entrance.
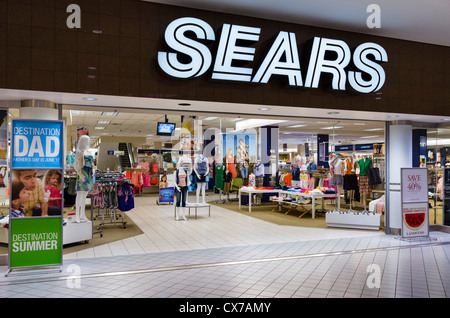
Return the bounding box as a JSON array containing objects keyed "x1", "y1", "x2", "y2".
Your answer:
[{"x1": 61, "y1": 106, "x2": 389, "y2": 231}]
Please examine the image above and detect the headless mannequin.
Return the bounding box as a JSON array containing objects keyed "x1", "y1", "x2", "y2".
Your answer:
[
  {"x1": 73, "y1": 135, "x2": 93, "y2": 223},
  {"x1": 174, "y1": 156, "x2": 191, "y2": 220},
  {"x1": 194, "y1": 154, "x2": 209, "y2": 205}
]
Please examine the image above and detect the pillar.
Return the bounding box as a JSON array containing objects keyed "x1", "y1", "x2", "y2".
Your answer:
[
  {"x1": 20, "y1": 100, "x2": 58, "y2": 120},
  {"x1": 387, "y1": 122, "x2": 412, "y2": 234}
]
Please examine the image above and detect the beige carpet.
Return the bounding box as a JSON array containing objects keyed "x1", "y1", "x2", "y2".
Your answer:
[
  {"x1": 211, "y1": 200, "x2": 329, "y2": 228},
  {"x1": 0, "y1": 206, "x2": 144, "y2": 255}
]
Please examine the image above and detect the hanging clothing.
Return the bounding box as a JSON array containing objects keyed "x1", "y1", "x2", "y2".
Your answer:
[
  {"x1": 291, "y1": 167, "x2": 300, "y2": 181},
  {"x1": 345, "y1": 158, "x2": 356, "y2": 175},
  {"x1": 215, "y1": 165, "x2": 224, "y2": 189},
  {"x1": 253, "y1": 162, "x2": 264, "y2": 176}
]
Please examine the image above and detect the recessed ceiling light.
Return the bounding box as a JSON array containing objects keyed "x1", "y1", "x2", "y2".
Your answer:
[
  {"x1": 101, "y1": 112, "x2": 118, "y2": 117},
  {"x1": 387, "y1": 115, "x2": 399, "y2": 118},
  {"x1": 83, "y1": 97, "x2": 97, "y2": 101},
  {"x1": 258, "y1": 107, "x2": 271, "y2": 111},
  {"x1": 203, "y1": 116, "x2": 219, "y2": 121},
  {"x1": 327, "y1": 112, "x2": 340, "y2": 115},
  {"x1": 94, "y1": 126, "x2": 105, "y2": 130},
  {"x1": 321, "y1": 126, "x2": 344, "y2": 130},
  {"x1": 364, "y1": 128, "x2": 384, "y2": 131},
  {"x1": 97, "y1": 120, "x2": 110, "y2": 124},
  {"x1": 287, "y1": 124, "x2": 307, "y2": 128},
  {"x1": 100, "y1": 133, "x2": 109, "y2": 136},
  {"x1": 353, "y1": 123, "x2": 366, "y2": 126},
  {"x1": 441, "y1": 118, "x2": 450, "y2": 121},
  {"x1": 178, "y1": 103, "x2": 191, "y2": 106},
  {"x1": 92, "y1": 30, "x2": 103, "y2": 34},
  {"x1": 361, "y1": 135, "x2": 379, "y2": 139}
]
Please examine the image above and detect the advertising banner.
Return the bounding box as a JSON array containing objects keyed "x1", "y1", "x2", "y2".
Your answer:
[
  {"x1": 401, "y1": 168, "x2": 429, "y2": 238},
  {"x1": 8, "y1": 119, "x2": 64, "y2": 271}
]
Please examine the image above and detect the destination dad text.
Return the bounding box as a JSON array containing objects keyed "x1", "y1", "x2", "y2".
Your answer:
[{"x1": 158, "y1": 17, "x2": 388, "y2": 94}]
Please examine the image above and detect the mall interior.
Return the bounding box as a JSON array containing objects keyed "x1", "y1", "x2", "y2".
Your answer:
[{"x1": 0, "y1": 0, "x2": 448, "y2": 300}]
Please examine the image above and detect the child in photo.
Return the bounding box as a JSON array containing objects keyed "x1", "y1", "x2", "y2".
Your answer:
[
  {"x1": 44, "y1": 169, "x2": 63, "y2": 208},
  {"x1": 10, "y1": 180, "x2": 29, "y2": 218}
]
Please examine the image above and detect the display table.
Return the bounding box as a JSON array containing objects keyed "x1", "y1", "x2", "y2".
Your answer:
[
  {"x1": 63, "y1": 220, "x2": 93, "y2": 245},
  {"x1": 278, "y1": 190, "x2": 332, "y2": 219},
  {"x1": 0, "y1": 221, "x2": 94, "y2": 245},
  {"x1": 173, "y1": 202, "x2": 211, "y2": 220},
  {"x1": 238, "y1": 188, "x2": 281, "y2": 212},
  {"x1": 325, "y1": 212, "x2": 381, "y2": 230}
]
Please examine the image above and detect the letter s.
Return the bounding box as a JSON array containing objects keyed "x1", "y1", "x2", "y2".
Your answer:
[
  {"x1": 158, "y1": 17, "x2": 215, "y2": 78},
  {"x1": 348, "y1": 42, "x2": 388, "y2": 93}
]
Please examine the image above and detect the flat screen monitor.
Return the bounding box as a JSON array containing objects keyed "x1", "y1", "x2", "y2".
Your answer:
[{"x1": 157, "y1": 122, "x2": 176, "y2": 136}]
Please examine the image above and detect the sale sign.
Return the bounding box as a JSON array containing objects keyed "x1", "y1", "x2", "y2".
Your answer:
[{"x1": 401, "y1": 168, "x2": 429, "y2": 238}]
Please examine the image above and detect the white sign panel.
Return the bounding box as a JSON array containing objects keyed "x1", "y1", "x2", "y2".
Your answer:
[
  {"x1": 401, "y1": 168, "x2": 429, "y2": 238},
  {"x1": 401, "y1": 168, "x2": 428, "y2": 203}
]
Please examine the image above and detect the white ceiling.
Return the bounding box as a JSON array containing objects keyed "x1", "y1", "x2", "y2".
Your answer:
[{"x1": 144, "y1": 0, "x2": 450, "y2": 47}]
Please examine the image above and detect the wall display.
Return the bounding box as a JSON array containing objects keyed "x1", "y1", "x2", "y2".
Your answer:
[
  {"x1": 401, "y1": 168, "x2": 429, "y2": 238},
  {"x1": 8, "y1": 120, "x2": 64, "y2": 273},
  {"x1": 223, "y1": 133, "x2": 257, "y2": 163}
]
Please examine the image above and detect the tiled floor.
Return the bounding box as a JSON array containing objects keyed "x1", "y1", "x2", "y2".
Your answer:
[{"x1": 0, "y1": 194, "x2": 449, "y2": 299}]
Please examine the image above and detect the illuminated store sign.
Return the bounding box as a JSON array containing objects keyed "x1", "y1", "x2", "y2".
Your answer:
[{"x1": 158, "y1": 17, "x2": 388, "y2": 93}]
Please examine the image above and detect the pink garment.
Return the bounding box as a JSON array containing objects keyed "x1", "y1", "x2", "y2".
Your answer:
[
  {"x1": 142, "y1": 173, "x2": 151, "y2": 187},
  {"x1": 376, "y1": 202, "x2": 385, "y2": 214},
  {"x1": 44, "y1": 185, "x2": 62, "y2": 207}
]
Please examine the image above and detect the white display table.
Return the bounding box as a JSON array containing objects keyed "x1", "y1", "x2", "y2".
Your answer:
[
  {"x1": 238, "y1": 188, "x2": 281, "y2": 212},
  {"x1": 63, "y1": 220, "x2": 93, "y2": 245},
  {"x1": 0, "y1": 221, "x2": 93, "y2": 245},
  {"x1": 325, "y1": 212, "x2": 381, "y2": 230}
]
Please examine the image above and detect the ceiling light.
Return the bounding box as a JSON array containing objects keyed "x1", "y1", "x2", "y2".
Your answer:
[
  {"x1": 235, "y1": 119, "x2": 286, "y2": 131},
  {"x1": 364, "y1": 128, "x2": 384, "y2": 131},
  {"x1": 258, "y1": 107, "x2": 271, "y2": 111},
  {"x1": 178, "y1": 103, "x2": 191, "y2": 106},
  {"x1": 441, "y1": 118, "x2": 450, "y2": 121},
  {"x1": 97, "y1": 120, "x2": 110, "y2": 124},
  {"x1": 146, "y1": 134, "x2": 154, "y2": 137},
  {"x1": 100, "y1": 133, "x2": 109, "y2": 136},
  {"x1": 327, "y1": 112, "x2": 340, "y2": 115},
  {"x1": 361, "y1": 135, "x2": 379, "y2": 139},
  {"x1": 92, "y1": 30, "x2": 103, "y2": 34},
  {"x1": 230, "y1": 118, "x2": 244, "y2": 122},
  {"x1": 94, "y1": 126, "x2": 105, "y2": 130},
  {"x1": 387, "y1": 115, "x2": 399, "y2": 118},
  {"x1": 320, "y1": 126, "x2": 344, "y2": 130},
  {"x1": 353, "y1": 123, "x2": 366, "y2": 126},
  {"x1": 287, "y1": 124, "x2": 307, "y2": 128},
  {"x1": 202, "y1": 116, "x2": 219, "y2": 121},
  {"x1": 101, "y1": 112, "x2": 118, "y2": 117},
  {"x1": 83, "y1": 97, "x2": 97, "y2": 101}
]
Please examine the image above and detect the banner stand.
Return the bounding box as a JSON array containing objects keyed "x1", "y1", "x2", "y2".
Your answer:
[
  {"x1": 6, "y1": 119, "x2": 65, "y2": 277},
  {"x1": 5, "y1": 265, "x2": 62, "y2": 277},
  {"x1": 400, "y1": 167, "x2": 430, "y2": 240}
]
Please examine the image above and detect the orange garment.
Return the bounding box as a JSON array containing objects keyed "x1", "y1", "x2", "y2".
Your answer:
[
  {"x1": 345, "y1": 158, "x2": 355, "y2": 175},
  {"x1": 283, "y1": 173, "x2": 292, "y2": 186}
]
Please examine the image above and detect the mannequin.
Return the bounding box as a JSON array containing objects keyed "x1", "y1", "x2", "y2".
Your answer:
[
  {"x1": 178, "y1": 154, "x2": 192, "y2": 203},
  {"x1": 174, "y1": 160, "x2": 189, "y2": 221},
  {"x1": 194, "y1": 154, "x2": 209, "y2": 204},
  {"x1": 73, "y1": 135, "x2": 94, "y2": 223},
  {"x1": 343, "y1": 153, "x2": 358, "y2": 211},
  {"x1": 329, "y1": 156, "x2": 344, "y2": 212},
  {"x1": 357, "y1": 155, "x2": 372, "y2": 212}
]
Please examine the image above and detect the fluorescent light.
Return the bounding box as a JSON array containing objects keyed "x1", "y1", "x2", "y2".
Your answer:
[
  {"x1": 97, "y1": 120, "x2": 110, "y2": 124},
  {"x1": 258, "y1": 107, "x2": 271, "y2": 111},
  {"x1": 387, "y1": 115, "x2": 399, "y2": 118},
  {"x1": 364, "y1": 128, "x2": 384, "y2": 131},
  {"x1": 202, "y1": 117, "x2": 219, "y2": 121},
  {"x1": 353, "y1": 123, "x2": 366, "y2": 126},
  {"x1": 100, "y1": 133, "x2": 109, "y2": 136},
  {"x1": 83, "y1": 97, "x2": 97, "y2": 101},
  {"x1": 287, "y1": 124, "x2": 307, "y2": 128},
  {"x1": 94, "y1": 126, "x2": 105, "y2": 130},
  {"x1": 321, "y1": 126, "x2": 344, "y2": 130},
  {"x1": 236, "y1": 119, "x2": 287, "y2": 131},
  {"x1": 101, "y1": 112, "x2": 118, "y2": 117},
  {"x1": 327, "y1": 112, "x2": 340, "y2": 115},
  {"x1": 360, "y1": 135, "x2": 379, "y2": 139}
]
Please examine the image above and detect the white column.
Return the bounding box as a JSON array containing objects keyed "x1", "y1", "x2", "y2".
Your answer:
[
  {"x1": 388, "y1": 124, "x2": 412, "y2": 232},
  {"x1": 20, "y1": 100, "x2": 58, "y2": 120}
]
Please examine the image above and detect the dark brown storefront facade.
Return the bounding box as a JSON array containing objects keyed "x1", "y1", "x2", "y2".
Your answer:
[{"x1": 0, "y1": 0, "x2": 449, "y2": 117}]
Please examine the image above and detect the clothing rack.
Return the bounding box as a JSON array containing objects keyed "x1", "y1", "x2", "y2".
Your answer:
[{"x1": 92, "y1": 171, "x2": 132, "y2": 229}]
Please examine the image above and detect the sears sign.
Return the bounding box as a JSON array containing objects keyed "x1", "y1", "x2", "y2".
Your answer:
[{"x1": 158, "y1": 17, "x2": 388, "y2": 93}]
